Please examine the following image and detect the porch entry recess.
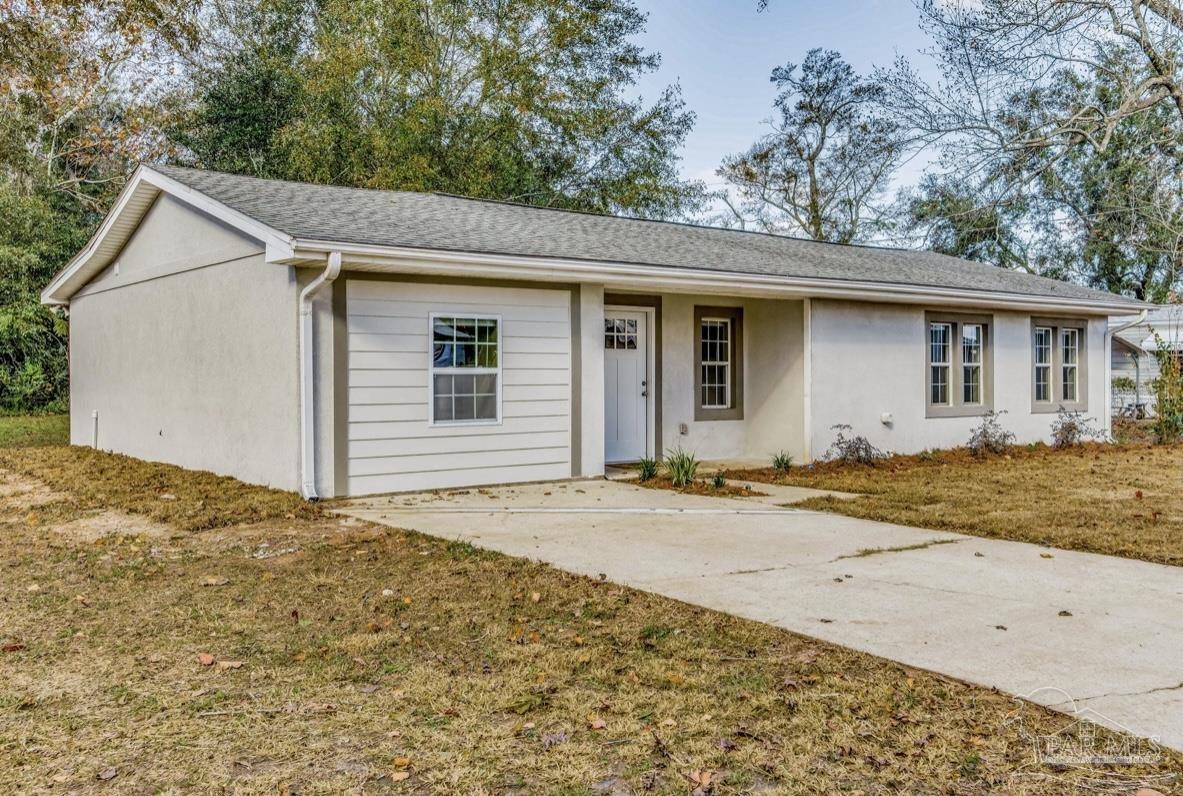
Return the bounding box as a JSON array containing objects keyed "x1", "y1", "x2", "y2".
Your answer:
[{"x1": 604, "y1": 309, "x2": 649, "y2": 463}]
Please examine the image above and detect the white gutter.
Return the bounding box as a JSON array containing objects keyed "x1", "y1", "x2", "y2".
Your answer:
[
  {"x1": 299, "y1": 251, "x2": 342, "y2": 500},
  {"x1": 1106, "y1": 309, "x2": 1149, "y2": 429}
]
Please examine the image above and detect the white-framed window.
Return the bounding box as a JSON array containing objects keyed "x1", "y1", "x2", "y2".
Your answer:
[
  {"x1": 1030, "y1": 319, "x2": 1087, "y2": 412},
  {"x1": 1061, "y1": 327, "x2": 1079, "y2": 402},
  {"x1": 961, "y1": 323, "x2": 983, "y2": 405},
  {"x1": 429, "y1": 314, "x2": 501, "y2": 425},
  {"x1": 1033, "y1": 326, "x2": 1052, "y2": 402},
  {"x1": 929, "y1": 322, "x2": 952, "y2": 406},
  {"x1": 700, "y1": 318, "x2": 732, "y2": 409},
  {"x1": 926, "y1": 313, "x2": 992, "y2": 416}
]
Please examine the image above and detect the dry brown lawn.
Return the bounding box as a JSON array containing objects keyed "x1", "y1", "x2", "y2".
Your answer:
[
  {"x1": 1, "y1": 443, "x2": 1180, "y2": 794},
  {"x1": 728, "y1": 443, "x2": 1183, "y2": 567}
]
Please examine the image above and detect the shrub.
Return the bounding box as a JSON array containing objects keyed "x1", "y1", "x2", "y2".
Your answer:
[
  {"x1": 771, "y1": 451, "x2": 794, "y2": 471},
  {"x1": 1050, "y1": 407, "x2": 1103, "y2": 449},
  {"x1": 1152, "y1": 330, "x2": 1183, "y2": 443},
  {"x1": 711, "y1": 472, "x2": 726, "y2": 489},
  {"x1": 637, "y1": 456, "x2": 658, "y2": 481},
  {"x1": 663, "y1": 446, "x2": 699, "y2": 487},
  {"x1": 967, "y1": 410, "x2": 1015, "y2": 456},
  {"x1": 825, "y1": 424, "x2": 887, "y2": 466}
]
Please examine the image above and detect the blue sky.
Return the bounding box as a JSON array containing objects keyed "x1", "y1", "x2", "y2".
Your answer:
[{"x1": 632, "y1": 0, "x2": 936, "y2": 192}]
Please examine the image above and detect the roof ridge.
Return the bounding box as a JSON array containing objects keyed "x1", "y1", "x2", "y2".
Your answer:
[{"x1": 153, "y1": 163, "x2": 955, "y2": 261}]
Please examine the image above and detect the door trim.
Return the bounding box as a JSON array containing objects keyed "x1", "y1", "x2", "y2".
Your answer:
[
  {"x1": 605, "y1": 293, "x2": 662, "y2": 456},
  {"x1": 605, "y1": 303, "x2": 657, "y2": 462}
]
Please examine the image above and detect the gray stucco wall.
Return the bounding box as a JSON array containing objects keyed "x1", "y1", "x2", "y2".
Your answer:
[{"x1": 68, "y1": 195, "x2": 302, "y2": 490}]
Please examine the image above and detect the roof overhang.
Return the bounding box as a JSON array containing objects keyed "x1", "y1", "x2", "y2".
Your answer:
[
  {"x1": 282, "y1": 238, "x2": 1149, "y2": 316},
  {"x1": 41, "y1": 165, "x2": 295, "y2": 305}
]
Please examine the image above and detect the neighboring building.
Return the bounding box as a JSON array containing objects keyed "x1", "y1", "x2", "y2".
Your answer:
[
  {"x1": 43, "y1": 166, "x2": 1147, "y2": 498},
  {"x1": 1110, "y1": 305, "x2": 1183, "y2": 416}
]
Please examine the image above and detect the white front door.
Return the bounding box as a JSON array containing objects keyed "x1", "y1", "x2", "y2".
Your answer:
[{"x1": 604, "y1": 310, "x2": 648, "y2": 463}]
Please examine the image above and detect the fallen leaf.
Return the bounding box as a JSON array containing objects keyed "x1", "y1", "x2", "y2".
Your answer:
[
  {"x1": 196, "y1": 653, "x2": 216, "y2": 666},
  {"x1": 530, "y1": 591, "x2": 541, "y2": 602},
  {"x1": 200, "y1": 576, "x2": 229, "y2": 587},
  {"x1": 389, "y1": 771, "x2": 410, "y2": 782},
  {"x1": 1039, "y1": 553, "x2": 1054, "y2": 559},
  {"x1": 96, "y1": 768, "x2": 117, "y2": 781},
  {"x1": 392, "y1": 756, "x2": 411, "y2": 769},
  {"x1": 1058, "y1": 610, "x2": 1073, "y2": 617},
  {"x1": 1, "y1": 643, "x2": 26, "y2": 653},
  {"x1": 25, "y1": 583, "x2": 40, "y2": 593},
  {"x1": 75, "y1": 595, "x2": 90, "y2": 607},
  {"x1": 216, "y1": 660, "x2": 244, "y2": 670},
  {"x1": 588, "y1": 717, "x2": 607, "y2": 730},
  {"x1": 994, "y1": 625, "x2": 1007, "y2": 631}
]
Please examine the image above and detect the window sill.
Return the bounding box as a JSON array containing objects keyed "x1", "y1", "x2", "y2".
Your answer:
[
  {"x1": 925, "y1": 403, "x2": 994, "y2": 419},
  {"x1": 1032, "y1": 402, "x2": 1087, "y2": 415}
]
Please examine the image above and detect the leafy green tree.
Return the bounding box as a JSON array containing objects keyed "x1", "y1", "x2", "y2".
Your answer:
[
  {"x1": 718, "y1": 49, "x2": 905, "y2": 242},
  {"x1": 178, "y1": 0, "x2": 700, "y2": 218},
  {"x1": 0, "y1": 184, "x2": 93, "y2": 411},
  {"x1": 169, "y1": 0, "x2": 311, "y2": 177}
]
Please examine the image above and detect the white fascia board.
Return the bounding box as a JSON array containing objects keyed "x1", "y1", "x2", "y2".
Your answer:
[
  {"x1": 41, "y1": 165, "x2": 295, "y2": 305},
  {"x1": 287, "y1": 239, "x2": 1147, "y2": 317}
]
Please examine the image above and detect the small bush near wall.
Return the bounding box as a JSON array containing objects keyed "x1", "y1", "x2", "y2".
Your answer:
[
  {"x1": 967, "y1": 410, "x2": 1015, "y2": 456},
  {"x1": 1050, "y1": 407, "x2": 1104, "y2": 449},
  {"x1": 1151, "y1": 331, "x2": 1183, "y2": 443},
  {"x1": 826, "y1": 424, "x2": 888, "y2": 466},
  {"x1": 637, "y1": 456, "x2": 659, "y2": 481},
  {"x1": 771, "y1": 451, "x2": 794, "y2": 471},
  {"x1": 663, "y1": 447, "x2": 699, "y2": 487}
]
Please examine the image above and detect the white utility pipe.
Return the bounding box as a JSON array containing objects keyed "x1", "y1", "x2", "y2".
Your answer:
[{"x1": 299, "y1": 251, "x2": 342, "y2": 500}]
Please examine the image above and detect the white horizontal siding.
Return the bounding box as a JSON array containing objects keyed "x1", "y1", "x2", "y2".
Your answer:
[{"x1": 345, "y1": 280, "x2": 572, "y2": 495}]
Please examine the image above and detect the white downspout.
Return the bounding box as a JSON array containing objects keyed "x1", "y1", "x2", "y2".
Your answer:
[
  {"x1": 299, "y1": 251, "x2": 342, "y2": 500},
  {"x1": 1107, "y1": 309, "x2": 1148, "y2": 426}
]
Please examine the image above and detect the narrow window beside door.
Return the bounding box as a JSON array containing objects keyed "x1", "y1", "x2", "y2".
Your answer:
[
  {"x1": 693, "y1": 306, "x2": 744, "y2": 421},
  {"x1": 430, "y1": 315, "x2": 500, "y2": 424}
]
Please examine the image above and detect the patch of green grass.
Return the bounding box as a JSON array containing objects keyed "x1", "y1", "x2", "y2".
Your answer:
[{"x1": 0, "y1": 415, "x2": 69, "y2": 448}]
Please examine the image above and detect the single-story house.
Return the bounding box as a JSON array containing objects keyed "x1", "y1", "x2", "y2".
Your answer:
[{"x1": 43, "y1": 165, "x2": 1148, "y2": 498}]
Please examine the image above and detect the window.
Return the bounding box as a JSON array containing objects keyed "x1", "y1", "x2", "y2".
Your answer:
[
  {"x1": 1061, "y1": 328, "x2": 1079, "y2": 402},
  {"x1": 604, "y1": 318, "x2": 638, "y2": 349},
  {"x1": 693, "y1": 306, "x2": 743, "y2": 421},
  {"x1": 1031, "y1": 319, "x2": 1087, "y2": 412},
  {"x1": 430, "y1": 315, "x2": 500, "y2": 424},
  {"x1": 961, "y1": 324, "x2": 983, "y2": 404},
  {"x1": 1033, "y1": 327, "x2": 1052, "y2": 402},
  {"x1": 700, "y1": 319, "x2": 731, "y2": 409},
  {"x1": 930, "y1": 322, "x2": 951, "y2": 405},
  {"x1": 925, "y1": 313, "x2": 993, "y2": 417}
]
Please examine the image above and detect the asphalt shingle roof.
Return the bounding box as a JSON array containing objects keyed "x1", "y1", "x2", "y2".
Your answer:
[{"x1": 153, "y1": 165, "x2": 1144, "y2": 308}]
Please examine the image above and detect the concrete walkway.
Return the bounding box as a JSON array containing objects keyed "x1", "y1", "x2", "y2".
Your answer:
[{"x1": 335, "y1": 479, "x2": 1183, "y2": 751}]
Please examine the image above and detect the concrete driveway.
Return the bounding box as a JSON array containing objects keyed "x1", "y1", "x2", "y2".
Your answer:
[{"x1": 335, "y1": 479, "x2": 1183, "y2": 751}]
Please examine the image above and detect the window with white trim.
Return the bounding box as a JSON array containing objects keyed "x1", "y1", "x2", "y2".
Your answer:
[
  {"x1": 925, "y1": 313, "x2": 992, "y2": 416},
  {"x1": 693, "y1": 306, "x2": 744, "y2": 421},
  {"x1": 1061, "y1": 328, "x2": 1079, "y2": 402},
  {"x1": 700, "y1": 318, "x2": 731, "y2": 409},
  {"x1": 929, "y1": 322, "x2": 951, "y2": 405},
  {"x1": 1033, "y1": 326, "x2": 1052, "y2": 402},
  {"x1": 430, "y1": 315, "x2": 500, "y2": 424},
  {"x1": 1031, "y1": 319, "x2": 1087, "y2": 412}
]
